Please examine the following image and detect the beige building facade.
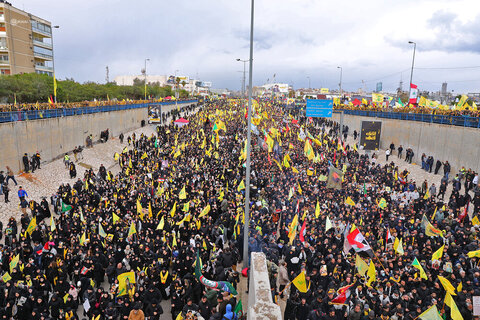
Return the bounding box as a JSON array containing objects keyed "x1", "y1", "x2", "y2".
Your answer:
[{"x1": 0, "y1": 3, "x2": 53, "y2": 76}]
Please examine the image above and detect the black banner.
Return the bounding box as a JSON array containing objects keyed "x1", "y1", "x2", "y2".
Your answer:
[{"x1": 360, "y1": 121, "x2": 381, "y2": 151}]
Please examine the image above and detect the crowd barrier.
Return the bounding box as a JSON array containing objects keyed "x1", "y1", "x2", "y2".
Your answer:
[
  {"x1": 334, "y1": 109, "x2": 480, "y2": 128},
  {"x1": 0, "y1": 100, "x2": 198, "y2": 123}
]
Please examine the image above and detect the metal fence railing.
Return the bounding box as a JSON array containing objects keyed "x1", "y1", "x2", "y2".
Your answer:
[
  {"x1": 334, "y1": 109, "x2": 480, "y2": 128},
  {"x1": 0, "y1": 100, "x2": 198, "y2": 123}
]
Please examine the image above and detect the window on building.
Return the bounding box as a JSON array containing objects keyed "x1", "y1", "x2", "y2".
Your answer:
[
  {"x1": 0, "y1": 38, "x2": 6, "y2": 49},
  {"x1": 33, "y1": 45, "x2": 53, "y2": 57},
  {"x1": 0, "y1": 54, "x2": 9, "y2": 62}
]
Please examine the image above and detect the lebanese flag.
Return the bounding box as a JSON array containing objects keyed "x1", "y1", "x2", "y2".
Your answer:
[
  {"x1": 299, "y1": 220, "x2": 307, "y2": 243},
  {"x1": 459, "y1": 201, "x2": 469, "y2": 222},
  {"x1": 409, "y1": 83, "x2": 418, "y2": 104},
  {"x1": 347, "y1": 226, "x2": 373, "y2": 255},
  {"x1": 331, "y1": 284, "x2": 354, "y2": 304},
  {"x1": 292, "y1": 119, "x2": 298, "y2": 125}
]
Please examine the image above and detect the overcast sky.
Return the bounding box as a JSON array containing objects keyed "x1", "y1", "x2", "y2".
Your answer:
[{"x1": 23, "y1": 0, "x2": 480, "y2": 93}]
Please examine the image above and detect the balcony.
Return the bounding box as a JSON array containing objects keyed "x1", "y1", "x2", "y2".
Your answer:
[
  {"x1": 33, "y1": 51, "x2": 53, "y2": 60},
  {"x1": 33, "y1": 39, "x2": 52, "y2": 49},
  {"x1": 0, "y1": 60, "x2": 9, "y2": 66},
  {"x1": 31, "y1": 25, "x2": 51, "y2": 37},
  {"x1": 35, "y1": 64, "x2": 53, "y2": 72}
]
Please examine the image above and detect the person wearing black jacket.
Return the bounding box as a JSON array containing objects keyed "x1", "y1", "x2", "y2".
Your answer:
[
  {"x1": 434, "y1": 160, "x2": 442, "y2": 174},
  {"x1": 22, "y1": 153, "x2": 29, "y2": 172}
]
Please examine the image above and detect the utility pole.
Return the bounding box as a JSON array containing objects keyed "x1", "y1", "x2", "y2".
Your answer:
[
  {"x1": 105, "y1": 66, "x2": 109, "y2": 83},
  {"x1": 243, "y1": 0, "x2": 255, "y2": 270}
]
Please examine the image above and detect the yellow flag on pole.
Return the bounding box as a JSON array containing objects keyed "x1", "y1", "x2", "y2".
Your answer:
[
  {"x1": 179, "y1": 185, "x2": 187, "y2": 200},
  {"x1": 366, "y1": 261, "x2": 376, "y2": 287},
  {"x1": 198, "y1": 205, "x2": 211, "y2": 218},
  {"x1": 292, "y1": 272, "x2": 307, "y2": 293},
  {"x1": 315, "y1": 201, "x2": 320, "y2": 218},
  {"x1": 128, "y1": 222, "x2": 137, "y2": 237},
  {"x1": 438, "y1": 275, "x2": 456, "y2": 296},
  {"x1": 355, "y1": 254, "x2": 369, "y2": 276},
  {"x1": 26, "y1": 216, "x2": 37, "y2": 235},
  {"x1": 431, "y1": 245, "x2": 444, "y2": 261},
  {"x1": 156, "y1": 216, "x2": 165, "y2": 230},
  {"x1": 444, "y1": 292, "x2": 464, "y2": 320},
  {"x1": 237, "y1": 180, "x2": 245, "y2": 192},
  {"x1": 170, "y1": 202, "x2": 177, "y2": 217}
]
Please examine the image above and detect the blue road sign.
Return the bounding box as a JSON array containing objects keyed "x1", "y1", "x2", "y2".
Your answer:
[{"x1": 306, "y1": 99, "x2": 333, "y2": 118}]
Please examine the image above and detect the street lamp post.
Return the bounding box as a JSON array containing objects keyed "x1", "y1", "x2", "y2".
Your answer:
[
  {"x1": 408, "y1": 41, "x2": 416, "y2": 103},
  {"x1": 51, "y1": 25, "x2": 59, "y2": 103},
  {"x1": 243, "y1": 0, "x2": 255, "y2": 270},
  {"x1": 236, "y1": 59, "x2": 248, "y2": 98},
  {"x1": 144, "y1": 58, "x2": 150, "y2": 100},
  {"x1": 174, "y1": 69, "x2": 179, "y2": 109},
  {"x1": 337, "y1": 66, "x2": 343, "y2": 99}
]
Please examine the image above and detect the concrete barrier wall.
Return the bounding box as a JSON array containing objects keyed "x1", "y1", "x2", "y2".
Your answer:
[
  {"x1": 248, "y1": 252, "x2": 282, "y2": 320},
  {"x1": 332, "y1": 113, "x2": 480, "y2": 174},
  {"x1": 0, "y1": 102, "x2": 194, "y2": 173}
]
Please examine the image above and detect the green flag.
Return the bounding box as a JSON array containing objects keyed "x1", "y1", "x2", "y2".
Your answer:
[
  {"x1": 234, "y1": 300, "x2": 243, "y2": 318},
  {"x1": 61, "y1": 201, "x2": 72, "y2": 213}
]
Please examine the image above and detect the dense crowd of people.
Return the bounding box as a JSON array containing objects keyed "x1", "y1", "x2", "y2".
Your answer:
[
  {"x1": 0, "y1": 98, "x2": 192, "y2": 113},
  {"x1": 335, "y1": 103, "x2": 480, "y2": 117},
  {"x1": 0, "y1": 98, "x2": 478, "y2": 320}
]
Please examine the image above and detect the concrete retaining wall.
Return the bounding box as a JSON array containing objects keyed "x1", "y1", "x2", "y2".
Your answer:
[
  {"x1": 0, "y1": 102, "x2": 194, "y2": 172},
  {"x1": 332, "y1": 113, "x2": 480, "y2": 174},
  {"x1": 248, "y1": 252, "x2": 282, "y2": 320}
]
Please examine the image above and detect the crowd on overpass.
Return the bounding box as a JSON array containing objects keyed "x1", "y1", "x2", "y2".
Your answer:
[
  {"x1": 0, "y1": 98, "x2": 191, "y2": 113},
  {"x1": 334, "y1": 104, "x2": 480, "y2": 117},
  {"x1": 0, "y1": 98, "x2": 478, "y2": 320}
]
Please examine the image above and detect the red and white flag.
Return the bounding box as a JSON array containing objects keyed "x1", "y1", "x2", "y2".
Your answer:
[
  {"x1": 331, "y1": 284, "x2": 354, "y2": 304},
  {"x1": 409, "y1": 83, "x2": 418, "y2": 104},
  {"x1": 299, "y1": 220, "x2": 307, "y2": 243},
  {"x1": 347, "y1": 225, "x2": 373, "y2": 256}
]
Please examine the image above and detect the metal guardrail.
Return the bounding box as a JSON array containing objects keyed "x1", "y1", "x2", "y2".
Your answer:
[
  {"x1": 334, "y1": 109, "x2": 480, "y2": 128},
  {"x1": 0, "y1": 100, "x2": 197, "y2": 123}
]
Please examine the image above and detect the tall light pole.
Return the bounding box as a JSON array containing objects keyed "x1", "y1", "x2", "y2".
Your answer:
[
  {"x1": 243, "y1": 0, "x2": 255, "y2": 270},
  {"x1": 174, "y1": 69, "x2": 179, "y2": 109},
  {"x1": 51, "y1": 25, "x2": 59, "y2": 103},
  {"x1": 408, "y1": 41, "x2": 416, "y2": 103},
  {"x1": 236, "y1": 58, "x2": 248, "y2": 98},
  {"x1": 337, "y1": 66, "x2": 343, "y2": 99},
  {"x1": 144, "y1": 58, "x2": 150, "y2": 100},
  {"x1": 307, "y1": 76, "x2": 311, "y2": 89}
]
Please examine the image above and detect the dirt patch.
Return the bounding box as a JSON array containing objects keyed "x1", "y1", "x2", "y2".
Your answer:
[{"x1": 18, "y1": 172, "x2": 40, "y2": 184}]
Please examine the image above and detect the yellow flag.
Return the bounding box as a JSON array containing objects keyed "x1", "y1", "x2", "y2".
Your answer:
[
  {"x1": 50, "y1": 216, "x2": 56, "y2": 232},
  {"x1": 432, "y1": 245, "x2": 444, "y2": 261},
  {"x1": 457, "y1": 282, "x2": 462, "y2": 293},
  {"x1": 128, "y1": 222, "x2": 136, "y2": 237},
  {"x1": 1, "y1": 272, "x2": 11, "y2": 283},
  {"x1": 315, "y1": 201, "x2": 320, "y2": 219},
  {"x1": 9, "y1": 254, "x2": 19, "y2": 273},
  {"x1": 198, "y1": 204, "x2": 211, "y2": 218},
  {"x1": 79, "y1": 232, "x2": 86, "y2": 246},
  {"x1": 26, "y1": 216, "x2": 37, "y2": 235},
  {"x1": 98, "y1": 223, "x2": 107, "y2": 238},
  {"x1": 418, "y1": 305, "x2": 443, "y2": 320},
  {"x1": 355, "y1": 254, "x2": 369, "y2": 277},
  {"x1": 412, "y1": 257, "x2": 427, "y2": 280},
  {"x1": 170, "y1": 202, "x2": 177, "y2": 217},
  {"x1": 157, "y1": 216, "x2": 165, "y2": 230},
  {"x1": 325, "y1": 216, "x2": 332, "y2": 232},
  {"x1": 172, "y1": 231, "x2": 177, "y2": 247},
  {"x1": 472, "y1": 215, "x2": 479, "y2": 226},
  {"x1": 366, "y1": 261, "x2": 376, "y2": 287},
  {"x1": 297, "y1": 183, "x2": 302, "y2": 195},
  {"x1": 445, "y1": 292, "x2": 464, "y2": 320},
  {"x1": 141, "y1": 152, "x2": 148, "y2": 159},
  {"x1": 467, "y1": 250, "x2": 480, "y2": 258},
  {"x1": 237, "y1": 180, "x2": 245, "y2": 192},
  {"x1": 113, "y1": 213, "x2": 120, "y2": 224},
  {"x1": 345, "y1": 197, "x2": 355, "y2": 206},
  {"x1": 136, "y1": 199, "x2": 144, "y2": 220},
  {"x1": 179, "y1": 185, "x2": 187, "y2": 200},
  {"x1": 438, "y1": 275, "x2": 456, "y2": 296},
  {"x1": 117, "y1": 271, "x2": 135, "y2": 296},
  {"x1": 148, "y1": 202, "x2": 153, "y2": 219},
  {"x1": 292, "y1": 167, "x2": 299, "y2": 174},
  {"x1": 292, "y1": 272, "x2": 307, "y2": 293}
]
